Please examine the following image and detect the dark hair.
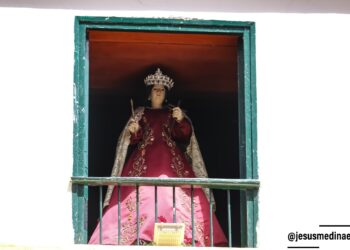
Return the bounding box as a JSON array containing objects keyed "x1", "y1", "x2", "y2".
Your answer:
[{"x1": 144, "y1": 85, "x2": 170, "y2": 107}]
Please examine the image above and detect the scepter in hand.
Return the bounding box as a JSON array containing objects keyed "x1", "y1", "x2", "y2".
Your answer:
[{"x1": 130, "y1": 98, "x2": 135, "y2": 118}]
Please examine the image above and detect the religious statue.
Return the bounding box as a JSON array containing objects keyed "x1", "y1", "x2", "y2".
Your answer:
[{"x1": 89, "y1": 68, "x2": 227, "y2": 246}]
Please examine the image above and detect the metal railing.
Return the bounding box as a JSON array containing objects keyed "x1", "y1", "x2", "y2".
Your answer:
[{"x1": 71, "y1": 176, "x2": 259, "y2": 247}]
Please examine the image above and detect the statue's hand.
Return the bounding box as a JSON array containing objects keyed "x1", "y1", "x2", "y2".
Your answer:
[
  {"x1": 172, "y1": 107, "x2": 184, "y2": 122},
  {"x1": 128, "y1": 118, "x2": 140, "y2": 134}
]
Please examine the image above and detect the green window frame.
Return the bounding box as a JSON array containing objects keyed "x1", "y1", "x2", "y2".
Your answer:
[{"x1": 73, "y1": 16, "x2": 258, "y2": 247}]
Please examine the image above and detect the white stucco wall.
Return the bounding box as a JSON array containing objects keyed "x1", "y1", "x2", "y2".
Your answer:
[{"x1": 0, "y1": 6, "x2": 349, "y2": 249}]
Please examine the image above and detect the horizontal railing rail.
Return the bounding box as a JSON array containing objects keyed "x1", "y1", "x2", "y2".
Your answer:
[
  {"x1": 71, "y1": 176, "x2": 260, "y2": 190},
  {"x1": 72, "y1": 176, "x2": 259, "y2": 247}
]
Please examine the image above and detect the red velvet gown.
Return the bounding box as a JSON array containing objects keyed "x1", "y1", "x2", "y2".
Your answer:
[{"x1": 89, "y1": 107, "x2": 227, "y2": 246}]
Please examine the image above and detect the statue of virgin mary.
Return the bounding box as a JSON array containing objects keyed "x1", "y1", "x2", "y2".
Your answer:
[{"x1": 89, "y1": 68, "x2": 227, "y2": 246}]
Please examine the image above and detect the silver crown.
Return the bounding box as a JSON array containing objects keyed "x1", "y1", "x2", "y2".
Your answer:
[{"x1": 144, "y1": 68, "x2": 174, "y2": 90}]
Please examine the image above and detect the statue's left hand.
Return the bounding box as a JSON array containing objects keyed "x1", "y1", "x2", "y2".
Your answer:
[{"x1": 172, "y1": 107, "x2": 184, "y2": 122}]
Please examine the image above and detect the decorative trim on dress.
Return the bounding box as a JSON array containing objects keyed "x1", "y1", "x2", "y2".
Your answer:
[
  {"x1": 161, "y1": 116, "x2": 189, "y2": 178},
  {"x1": 128, "y1": 118, "x2": 154, "y2": 177},
  {"x1": 120, "y1": 193, "x2": 147, "y2": 245}
]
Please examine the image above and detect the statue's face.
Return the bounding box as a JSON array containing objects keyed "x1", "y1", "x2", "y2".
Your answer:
[{"x1": 150, "y1": 84, "x2": 166, "y2": 107}]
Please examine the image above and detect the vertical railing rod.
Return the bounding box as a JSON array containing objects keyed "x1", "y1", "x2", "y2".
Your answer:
[
  {"x1": 99, "y1": 186, "x2": 103, "y2": 244},
  {"x1": 136, "y1": 185, "x2": 140, "y2": 245},
  {"x1": 173, "y1": 186, "x2": 176, "y2": 223},
  {"x1": 209, "y1": 189, "x2": 213, "y2": 247},
  {"x1": 155, "y1": 185, "x2": 158, "y2": 223},
  {"x1": 118, "y1": 185, "x2": 121, "y2": 245},
  {"x1": 227, "y1": 189, "x2": 232, "y2": 247},
  {"x1": 191, "y1": 185, "x2": 195, "y2": 246}
]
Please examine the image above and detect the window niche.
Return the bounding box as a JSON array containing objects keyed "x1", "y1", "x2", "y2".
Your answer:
[
  {"x1": 73, "y1": 17, "x2": 258, "y2": 247},
  {"x1": 88, "y1": 30, "x2": 241, "y2": 245}
]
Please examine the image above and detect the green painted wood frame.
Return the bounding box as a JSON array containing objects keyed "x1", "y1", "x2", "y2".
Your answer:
[{"x1": 73, "y1": 16, "x2": 258, "y2": 247}]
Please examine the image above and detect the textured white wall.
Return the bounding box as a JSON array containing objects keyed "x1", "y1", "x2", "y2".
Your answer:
[
  {"x1": 254, "y1": 14, "x2": 350, "y2": 249},
  {"x1": 0, "y1": 7, "x2": 350, "y2": 249},
  {"x1": 0, "y1": 0, "x2": 350, "y2": 13},
  {"x1": 0, "y1": 8, "x2": 75, "y2": 245}
]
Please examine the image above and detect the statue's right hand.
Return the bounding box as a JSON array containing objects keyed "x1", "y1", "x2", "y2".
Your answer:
[{"x1": 128, "y1": 119, "x2": 140, "y2": 134}]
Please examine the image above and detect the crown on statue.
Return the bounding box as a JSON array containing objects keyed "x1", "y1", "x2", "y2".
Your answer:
[{"x1": 144, "y1": 68, "x2": 174, "y2": 90}]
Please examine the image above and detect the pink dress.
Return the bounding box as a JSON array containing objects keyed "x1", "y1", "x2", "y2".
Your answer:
[{"x1": 89, "y1": 108, "x2": 227, "y2": 246}]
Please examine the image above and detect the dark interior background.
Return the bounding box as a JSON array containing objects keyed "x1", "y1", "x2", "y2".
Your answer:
[{"x1": 87, "y1": 30, "x2": 241, "y2": 246}]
